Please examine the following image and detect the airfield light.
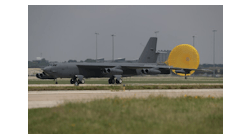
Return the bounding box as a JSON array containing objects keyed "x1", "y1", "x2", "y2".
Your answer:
[
  {"x1": 213, "y1": 30, "x2": 217, "y2": 77},
  {"x1": 193, "y1": 36, "x2": 195, "y2": 47},
  {"x1": 155, "y1": 31, "x2": 159, "y2": 37},
  {"x1": 111, "y1": 34, "x2": 115, "y2": 62},
  {"x1": 95, "y1": 32, "x2": 99, "y2": 62}
]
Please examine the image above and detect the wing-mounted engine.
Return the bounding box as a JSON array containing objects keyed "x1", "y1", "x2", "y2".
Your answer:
[
  {"x1": 175, "y1": 69, "x2": 191, "y2": 74},
  {"x1": 102, "y1": 66, "x2": 123, "y2": 75},
  {"x1": 141, "y1": 68, "x2": 161, "y2": 75},
  {"x1": 36, "y1": 72, "x2": 54, "y2": 79}
]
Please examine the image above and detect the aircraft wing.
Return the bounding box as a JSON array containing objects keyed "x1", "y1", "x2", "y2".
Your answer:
[
  {"x1": 76, "y1": 63, "x2": 169, "y2": 69},
  {"x1": 76, "y1": 63, "x2": 210, "y2": 72},
  {"x1": 76, "y1": 64, "x2": 115, "y2": 69},
  {"x1": 169, "y1": 67, "x2": 212, "y2": 72}
]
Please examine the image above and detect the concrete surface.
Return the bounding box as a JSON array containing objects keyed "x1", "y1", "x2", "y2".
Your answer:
[{"x1": 28, "y1": 83, "x2": 223, "y2": 87}]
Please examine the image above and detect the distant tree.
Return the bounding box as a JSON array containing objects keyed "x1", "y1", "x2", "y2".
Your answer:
[
  {"x1": 85, "y1": 59, "x2": 96, "y2": 63},
  {"x1": 41, "y1": 58, "x2": 46, "y2": 62},
  {"x1": 28, "y1": 58, "x2": 49, "y2": 68},
  {"x1": 68, "y1": 60, "x2": 77, "y2": 63}
]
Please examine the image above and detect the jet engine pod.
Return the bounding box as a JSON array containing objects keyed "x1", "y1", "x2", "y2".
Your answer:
[
  {"x1": 36, "y1": 73, "x2": 44, "y2": 78},
  {"x1": 36, "y1": 73, "x2": 40, "y2": 78},
  {"x1": 166, "y1": 44, "x2": 200, "y2": 76},
  {"x1": 141, "y1": 68, "x2": 161, "y2": 75},
  {"x1": 36, "y1": 73, "x2": 55, "y2": 79},
  {"x1": 103, "y1": 68, "x2": 123, "y2": 75},
  {"x1": 141, "y1": 69, "x2": 148, "y2": 74}
]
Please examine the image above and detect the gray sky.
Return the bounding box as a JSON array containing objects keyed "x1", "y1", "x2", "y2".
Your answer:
[{"x1": 28, "y1": 5, "x2": 223, "y2": 64}]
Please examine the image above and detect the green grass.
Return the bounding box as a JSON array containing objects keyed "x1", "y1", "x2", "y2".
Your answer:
[
  {"x1": 28, "y1": 85, "x2": 223, "y2": 91},
  {"x1": 28, "y1": 96, "x2": 223, "y2": 134}
]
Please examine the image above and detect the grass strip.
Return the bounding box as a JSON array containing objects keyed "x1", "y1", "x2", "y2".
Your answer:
[
  {"x1": 28, "y1": 85, "x2": 223, "y2": 91},
  {"x1": 28, "y1": 96, "x2": 223, "y2": 134}
]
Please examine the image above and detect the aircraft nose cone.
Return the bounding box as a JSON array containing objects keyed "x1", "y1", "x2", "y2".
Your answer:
[{"x1": 43, "y1": 67, "x2": 51, "y2": 73}]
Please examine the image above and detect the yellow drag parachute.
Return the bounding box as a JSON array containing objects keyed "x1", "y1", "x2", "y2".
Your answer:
[{"x1": 165, "y1": 44, "x2": 200, "y2": 76}]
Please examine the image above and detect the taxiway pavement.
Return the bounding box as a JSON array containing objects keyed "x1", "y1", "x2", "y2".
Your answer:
[{"x1": 28, "y1": 83, "x2": 223, "y2": 87}]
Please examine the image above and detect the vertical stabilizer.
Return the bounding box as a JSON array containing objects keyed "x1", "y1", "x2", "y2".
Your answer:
[{"x1": 138, "y1": 37, "x2": 158, "y2": 63}]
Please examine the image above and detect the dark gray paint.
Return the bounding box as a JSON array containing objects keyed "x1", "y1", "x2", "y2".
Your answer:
[
  {"x1": 138, "y1": 37, "x2": 159, "y2": 63},
  {"x1": 36, "y1": 37, "x2": 209, "y2": 85}
]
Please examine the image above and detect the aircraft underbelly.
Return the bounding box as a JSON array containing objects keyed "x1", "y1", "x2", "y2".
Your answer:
[
  {"x1": 122, "y1": 69, "x2": 138, "y2": 76},
  {"x1": 79, "y1": 68, "x2": 103, "y2": 78}
]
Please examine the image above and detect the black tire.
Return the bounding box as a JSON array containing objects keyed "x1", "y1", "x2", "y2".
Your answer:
[
  {"x1": 116, "y1": 79, "x2": 122, "y2": 84},
  {"x1": 81, "y1": 79, "x2": 85, "y2": 84},
  {"x1": 111, "y1": 79, "x2": 115, "y2": 84},
  {"x1": 70, "y1": 79, "x2": 74, "y2": 84},
  {"x1": 108, "y1": 79, "x2": 112, "y2": 84}
]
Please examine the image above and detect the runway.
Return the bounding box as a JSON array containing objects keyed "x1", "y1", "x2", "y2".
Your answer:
[
  {"x1": 28, "y1": 83, "x2": 223, "y2": 87},
  {"x1": 28, "y1": 89, "x2": 223, "y2": 109}
]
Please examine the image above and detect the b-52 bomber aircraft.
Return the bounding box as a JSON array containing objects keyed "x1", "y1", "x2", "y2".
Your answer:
[{"x1": 36, "y1": 37, "x2": 208, "y2": 86}]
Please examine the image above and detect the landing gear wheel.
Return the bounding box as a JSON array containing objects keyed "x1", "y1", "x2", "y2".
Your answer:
[
  {"x1": 116, "y1": 79, "x2": 122, "y2": 84},
  {"x1": 70, "y1": 79, "x2": 74, "y2": 84},
  {"x1": 108, "y1": 79, "x2": 115, "y2": 84},
  {"x1": 111, "y1": 79, "x2": 115, "y2": 84},
  {"x1": 55, "y1": 81, "x2": 58, "y2": 84},
  {"x1": 81, "y1": 79, "x2": 85, "y2": 84},
  {"x1": 74, "y1": 81, "x2": 79, "y2": 86}
]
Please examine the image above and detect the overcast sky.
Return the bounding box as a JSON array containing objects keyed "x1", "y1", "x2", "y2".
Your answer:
[{"x1": 28, "y1": 5, "x2": 223, "y2": 64}]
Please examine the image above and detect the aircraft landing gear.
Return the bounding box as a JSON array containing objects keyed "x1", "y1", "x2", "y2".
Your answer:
[
  {"x1": 74, "y1": 81, "x2": 79, "y2": 86},
  {"x1": 108, "y1": 78, "x2": 115, "y2": 84},
  {"x1": 71, "y1": 75, "x2": 85, "y2": 86},
  {"x1": 54, "y1": 79, "x2": 58, "y2": 84},
  {"x1": 70, "y1": 79, "x2": 74, "y2": 84},
  {"x1": 116, "y1": 78, "x2": 122, "y2": 84},
  {"x1": 108, "y1": 75, "x2": 122, "y2": 84},
  {"x1": 81, "y1": 79, "x2": 85, "y2": 84}
]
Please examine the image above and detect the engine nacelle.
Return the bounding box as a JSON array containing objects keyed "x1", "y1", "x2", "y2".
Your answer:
[
  {"x1": 141, "y1": 68, "x2": 161, "y2": 75},
  {"x1": 36, "y1": 73, "x2": 54, "y2": 79},
  {"x1": 175, "y1": 69, "x2": 191, "y2": 74},
  {"x1": 102, "y1": 68, "x2": 123, "y2": 75},
  {"x1": 36, "y1": 73, "x2": 43, "y2": 78}
]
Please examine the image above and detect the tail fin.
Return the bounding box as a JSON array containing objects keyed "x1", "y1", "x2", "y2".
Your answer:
[{"x1": 138, "y1": 37, "x2": 159, "y2": 63}]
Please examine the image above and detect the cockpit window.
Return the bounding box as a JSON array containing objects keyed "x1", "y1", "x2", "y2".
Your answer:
[{"x1": 49, "y1": 64, "x2": 57, "y2": 66}]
